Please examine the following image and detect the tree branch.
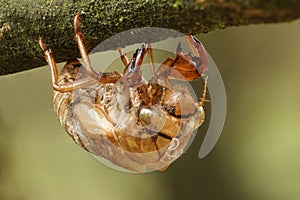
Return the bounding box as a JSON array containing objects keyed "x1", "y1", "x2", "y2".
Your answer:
[{"x1": 0, "y1": 0, "x2": 299, "y2": 75}]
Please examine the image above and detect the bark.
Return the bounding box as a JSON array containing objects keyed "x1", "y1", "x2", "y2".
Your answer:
[{"x1": 0, "y1": 0, "x2": 299, "y2": 75}]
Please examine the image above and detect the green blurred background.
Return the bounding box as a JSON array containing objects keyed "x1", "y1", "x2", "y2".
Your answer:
[{"x1": 0, "y1": 20, "x2": 299, "y2": 200}]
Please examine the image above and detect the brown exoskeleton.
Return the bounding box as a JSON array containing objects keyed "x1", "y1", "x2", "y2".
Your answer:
[{"x1": 39, "y1": 14, "x2": 208, "y2": 173}]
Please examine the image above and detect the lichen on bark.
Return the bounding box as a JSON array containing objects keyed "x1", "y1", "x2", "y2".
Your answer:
[{"x1": 0, "y1": 0, "x2": 299, "y2": 75}]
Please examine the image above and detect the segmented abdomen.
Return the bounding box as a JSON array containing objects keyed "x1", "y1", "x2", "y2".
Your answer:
[{"x1": 53, "y1": 90, "x2": 87, "y2": 149}]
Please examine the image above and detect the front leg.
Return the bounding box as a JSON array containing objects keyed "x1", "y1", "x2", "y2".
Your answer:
[
  {"x1": 157, "y1": 36, "x2": 208, "y2": 81},
  {"x1": 123, "y1": 43, "x2": 157, "y2": 87}
]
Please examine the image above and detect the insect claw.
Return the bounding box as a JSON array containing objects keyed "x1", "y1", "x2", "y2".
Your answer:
[
  {"x1": 184, "y1": 35, "x2": 199, "y2": 57},
  {"x1": 118, "y1": 47, "x2": 130, "y2": 68},
  {"x1": 117, "y1": 47, "x2": 124, "y2": 56},
  {"x1": 39, "y1": 37, "x2": 47, "y2": 52},
  {"x1": 74, "y1": 13, "x2": 81, "y2": 34},
  {"x1": 185, "y1": 35, "x2": 208, "y2": 74},
  {"x1": 176, "y1": 42, "x2": 182, "y2": 55}
]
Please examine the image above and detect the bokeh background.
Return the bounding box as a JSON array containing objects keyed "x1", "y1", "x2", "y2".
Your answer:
[{"x1": 0, "y1": 20, "x2": 299, "y2": 200}]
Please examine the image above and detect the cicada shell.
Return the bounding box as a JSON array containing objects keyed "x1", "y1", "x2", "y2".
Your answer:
[{"x1": 40, "y1": 14, "x2": 208, "y2": 173}]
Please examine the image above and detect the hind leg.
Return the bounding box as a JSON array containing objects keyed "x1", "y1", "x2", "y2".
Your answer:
[{"x1": 39, "y1": 37, "x2": 97, "y2": 92}]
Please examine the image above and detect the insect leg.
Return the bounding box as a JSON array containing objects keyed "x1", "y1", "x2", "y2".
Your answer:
[
  {"x1": 184, "y1": 35, "x2": 208, "y2": 74},
  {"x1": 117, "y1": 47, "x2": 130, "y2": 69},
  {"x1": 145, "y1": 42, "x2": 156, "y2": 78},
  {"x1": 123, "y1": 45, "x2": 148, "y2": 86},
  {"x1": 39, "y1": 37, "x2": 97, "y2": 92},
  {"x1": 156, "y1": 36, "x2": 208, "y2": 81},
  {"x1": 39, "y1": 38, "x2": 58, "y2": 87},
  {"x1": 198, "y1": 76, "x2": 208, "y2": 107},
  {"x1": 74, "y1": 14, "x2": 121, "y2": 84},
  {"x1": 119, "y1": 43, "x2": 155, "y2": 79},
  {"x1": 74, "y1": 14, "x2": 99, "y2": 79}
]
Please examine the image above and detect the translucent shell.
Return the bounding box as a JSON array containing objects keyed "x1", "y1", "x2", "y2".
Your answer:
[
  {"x1": 53, "y1": 79, "x2": 205, "y2": 172},
  {"x1": 40, "y1": 14, "x2": 208, "y2": 173}
]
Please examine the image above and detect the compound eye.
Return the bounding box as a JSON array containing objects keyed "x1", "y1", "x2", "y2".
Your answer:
[
  {"x1": 139, "y1": 108, "x2": 152, "y2": 126},
  {"x1": 138, "y1": 106, "x2": 167, "y2": 132},
  {"x1": 163, "y1": 92, "x2": 196, "y2": 118}
]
